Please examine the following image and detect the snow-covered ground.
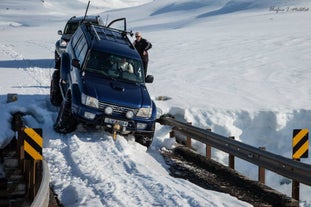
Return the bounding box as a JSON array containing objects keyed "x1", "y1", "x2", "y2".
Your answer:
[{"x1": 1, "y1": 0, "x2": 311, "y2": 206}]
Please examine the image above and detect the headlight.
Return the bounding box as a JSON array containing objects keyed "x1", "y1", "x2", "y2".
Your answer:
[
  {"x1": 105, "y1": 107, "x2": 113, "y2": 115},
  {"x1": 81, "y1": 93, "x2": 99, "y2": 108},
  {"x1": 136, "y1": 107, "x2": 152, "y2": 118},
  {"x1": 126, "y1": 110, "x2": 134, "y2": 119},
  {"x1": 60, "y1": 40, "x2": 67, "y2": 47}
]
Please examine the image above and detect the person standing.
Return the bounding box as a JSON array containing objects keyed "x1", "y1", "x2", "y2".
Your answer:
[{"x1": 133, "y1": 32, "x2": 152, "y2": 76}]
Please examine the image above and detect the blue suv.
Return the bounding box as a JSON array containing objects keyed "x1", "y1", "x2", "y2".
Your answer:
[{"x1": 50, "y1": 18, "x2": 156, "y2": 147}]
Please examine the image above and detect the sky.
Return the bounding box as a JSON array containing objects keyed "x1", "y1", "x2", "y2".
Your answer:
[{"x1": 0, "y1": 0, "x2": 311, "y2": 206}]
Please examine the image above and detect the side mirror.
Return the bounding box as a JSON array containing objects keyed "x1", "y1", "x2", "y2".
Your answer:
[
  {"x1": 145, "y1": 75, "x2": 154, "y2": 83},
  {"x1": 58, "y1": 30, "x2": 62, "y2": 35},
  {"x1": 72, "y1": 59, "x2": 81, "y2": 68}
]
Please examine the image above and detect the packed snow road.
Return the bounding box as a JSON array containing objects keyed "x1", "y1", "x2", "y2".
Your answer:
[
  {"x1": 45, "y1": 131, "x2": 247, "y2": 207},
  {"x1": 0, "y1": 36, "x2": 251, "y2": 206}
]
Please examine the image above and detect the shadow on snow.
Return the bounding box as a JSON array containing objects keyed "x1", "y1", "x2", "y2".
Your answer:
[{"x1": 0, "y1": 58, "x2": 55, "y2": 69}]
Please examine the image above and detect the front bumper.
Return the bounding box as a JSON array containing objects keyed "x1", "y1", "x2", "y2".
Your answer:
[{"x1": 72, "y1": 104, "x2": 156, "y2": 134}]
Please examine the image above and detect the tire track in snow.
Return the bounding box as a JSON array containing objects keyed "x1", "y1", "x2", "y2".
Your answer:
[
  {"x1": 61, "y1": 133, "x2": 193, "y2": 206},
  {"x1": 55, "y1": 131, "x2": 241, "y2": 207},
  {"x1": 64, "y1": 134, "x2": 156, "y2": 206},
  {"x1": 0, "y1": 43, "x2": 23, "y2": 60},
  {"x1": 45, "y1": 134, "x2": 104, "y2": 206},
  {"x1": 0, "y1": 41, "x2": 53, "y2": 94}
]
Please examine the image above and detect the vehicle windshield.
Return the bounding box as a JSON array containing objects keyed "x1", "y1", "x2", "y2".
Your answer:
[
  {"x1": 84, "y1": 50, "x2": 145, "y2": 83},
  {"x1": 64, "y1": 22, "x2": 80, "y2": 34},
  {"x1": 64, "y1": 20, "x2": 99, "y2": 35}
]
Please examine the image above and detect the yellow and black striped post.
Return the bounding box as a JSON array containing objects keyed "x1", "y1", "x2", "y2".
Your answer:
[
  {"x1": 292, "y1": 129, "x2": 308, "y2": 201},
  {"x1": 292, "y1": 129, "x2": 308, "y2": 159},
  {"x1": 23, "y1": 128, "x2": 43, "y2": 160},
  {"x1": 19, "y1": 128, "x2": 43, "y2": 199}
]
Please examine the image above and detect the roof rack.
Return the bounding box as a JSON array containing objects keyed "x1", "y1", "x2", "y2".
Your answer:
[
  {"x1": 90, "y1": 24, "x2": 100, "y2": 40},
  {"x1": 83, "y1": 18, "x2": 135, "y2": 50}
]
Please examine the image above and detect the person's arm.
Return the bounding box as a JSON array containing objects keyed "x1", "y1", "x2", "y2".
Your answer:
[
  {"x1": 144, "y1": 39, "x2": 152, "y2": 51},
  {"x1": 128, "y1": 63, "x2": 134, "y2": 73}
]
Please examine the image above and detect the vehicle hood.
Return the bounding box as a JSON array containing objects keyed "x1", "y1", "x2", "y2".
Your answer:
[{"x1": 82, "y1": 73, "x2": 152, "y2": 108}]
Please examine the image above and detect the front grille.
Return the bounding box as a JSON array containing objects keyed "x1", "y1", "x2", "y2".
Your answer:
[{"x1": 98, "y1": 102, "x2": 138, "y2": 115}]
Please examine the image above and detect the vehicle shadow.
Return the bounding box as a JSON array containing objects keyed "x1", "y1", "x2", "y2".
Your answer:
[{"x1": 0, "y1": 59, "x2": 55, "y2": 69}]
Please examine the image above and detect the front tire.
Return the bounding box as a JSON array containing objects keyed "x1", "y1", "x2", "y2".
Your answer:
[
  {"x1": 54, "y1": 94, "x2": 77, "y2": 134},
  {"x1": 135, "y1": 123, "x2": 155, "y2": 148},
  {"x1": 135, "y1": 132, "x2": 154, "y2": 148}
]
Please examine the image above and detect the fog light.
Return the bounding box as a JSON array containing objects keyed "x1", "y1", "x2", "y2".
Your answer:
[
  {"x1": 137, "y1": 123, "x2": 147, "y2": 129},
  {"x1": 84, "y1": 112, "x2": 96, "y2": 119},
  {"x1": 126, "y1": 110, "x2": 134, "y2": 119},
  {"x1": 105, "y1": 107, "x2": 113, "y2": 115}
]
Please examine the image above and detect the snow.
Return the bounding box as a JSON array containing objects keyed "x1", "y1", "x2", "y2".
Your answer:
[{"x1": 0, "y1": 0, "x2": 311, "y2": 206}]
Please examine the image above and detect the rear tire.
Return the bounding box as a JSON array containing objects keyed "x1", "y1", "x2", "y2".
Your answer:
[
  {"x1": 54, "y1": 94, "x2": 77, "y2": 134},
  {"x1": 50, "y1": 70, "x2": 62, "y2": 106},
  {"x1": 55, "y1": 51, "x2": 60, "y2": 69}
]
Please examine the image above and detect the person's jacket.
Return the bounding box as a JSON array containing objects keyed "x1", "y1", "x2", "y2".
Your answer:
[{"x1": 133, "y1": 38, "x2": 152, "y2": 61}]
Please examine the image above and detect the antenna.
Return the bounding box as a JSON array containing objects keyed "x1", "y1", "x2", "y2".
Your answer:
[
  {"x1": 105, "y1": 15, "x2": 109, "y2": 26},
  {"x1": 83, "y1": 1, "x2": 91, "y2": 22}
]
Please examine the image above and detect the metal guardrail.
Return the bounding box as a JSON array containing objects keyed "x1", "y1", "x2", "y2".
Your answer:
[
  {"x1": 157, "y1": 115, "x2": 311, "y2": 186},
  {"x1": 30, "y1": 160, "x2": 50, "y2": 207},
  {"x1": 10, "y1": 112, "x2": 50, "y2": 207}
]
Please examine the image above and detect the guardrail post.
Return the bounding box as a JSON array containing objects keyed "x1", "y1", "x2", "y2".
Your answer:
[
  {"x1": 292, "y1": 158, "x2": 300, "y2": 201},
  {"x1": 169, "y1": 127, "x2": 175, "y2": 138},
  {"x1": 30, "y1": 160, "x2": 36, "y2": 199},
  {"x1": 18, "y1": 129, "x2": 31, "y2": 200},
  {"x1": 206, "y1": 128, "x2": 212, "y2": 159},
  {"x1": 291, "y1": 128, "x2": 307, "y2": 202},
  {"x1": 186, "y1": 137, "x2": 191, "y2": 148},
  {"x1": 24, "y1": 159, "x2": 31, "y2": 196},
  {"x1": 229, "y1": 136, "x2": 235, "y2": 169},
  {"x1": 186, "y1": 122, "x2": 192, "y2": 148},
  {"x1": 206, "y1": 145, "x2": 211, "y2": 159},
  {"x1": 258, "y1": 147, "x2": 266, "y2": 184},
  {"x1": 29, "y1": 160, "x2": 42, "y2": 200},
  {"x1": 17, "y1": 129, "x2": 26, "y2": 175},
  {"x1": 17, "y1": 129, "x2": 24, "y2": 167}
]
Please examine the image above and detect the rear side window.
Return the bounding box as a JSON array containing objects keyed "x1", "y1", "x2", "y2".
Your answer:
[
  {"x1": 71, "y1": 28, "x2": 83, "y2": 48},
  {"x1": 75, "y1": 38, "x2": 88, "y2": 64}
]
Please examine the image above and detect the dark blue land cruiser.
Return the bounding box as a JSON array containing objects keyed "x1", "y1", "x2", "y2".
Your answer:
[{"x1": 50, "y1": 18, "x2": 156, "y2": 147}]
